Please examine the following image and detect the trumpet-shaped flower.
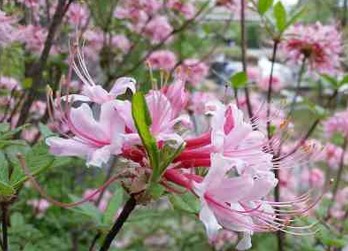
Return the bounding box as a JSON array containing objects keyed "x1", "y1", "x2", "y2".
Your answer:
[
  {"x1": 46, "y1": 100, "x2": 125, "y2": 167},
  {"x1": 193, "y1": 154, "x2": 277, "y2": 250}
]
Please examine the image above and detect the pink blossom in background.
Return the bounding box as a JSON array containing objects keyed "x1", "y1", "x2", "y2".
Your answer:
[
  {"x1": 66, "y1": 3, "x2": 89, "y2": 27},
  {"x1": 188, "y1": 92, "x2": 219, "y2": 115},
  {"x1": 212, "y1": 230, "x2": 238, "y2": 250},
  {"x1": 323, "y1": 109, "x2": 348, "y2": 138},
  {"x1": 17, "y1": 25, "x2": 54, "y2": 54},
  {"x1": 0, "y1": 76, "x2": 20, "y2": 90},
  {"x1": 30, "y1": 100, "x2": 47, "y2": 118},
  {"x1": 330, "y1": 187, "x2": 348, "y2": 219},
  {"x1": 247, "y1": 67, "x2": 260, "y2": 83},
  {"x1": 28, "y1": 199, "x2": 50, "y2": 217},
  {"x1": 179, "y1": 59, "x2": 209, "y2": 86},
  {"x1": 257, "y1": 75, "x2": 283, "y2": 92},
  {"x1": 0, "y1": 11, "x2": 18, "y2": 47},
  {"x1": 167, "y1": 0, "x2": 195, "y2": 19},
  {"x1": 144, "y1": 16, "x2": 173, "y2": 44},
  {"x1": 82, "y1": 29, "x2": 104, "y2": 60},
  {"x1": 321, "y1": 143, "x2": 344, "y2": 170},
  {"x1": 147, "y1": 50, "x2": 177, "y2": 71},
  {"x1": 281, "y1": 23, "x2": 343, "y2": 74},
  {"x1": 22, "y1": 127, "x2": 39, "y2": 143},
  {"x1": 18, "y1": 0, "x2": 44, "y2": 9},
  {"x1": 83, "y1": 189, "x2": 112, "y2": 212},
  {"x1": 301, "y1": 168, "x2": 325, "y2": 188},
  {"x1": 112, "y1": 35, "x2": 131, "y2": 53},
  {"x1": 216, "y1": 0, "x2": 240, "y2": 12}
]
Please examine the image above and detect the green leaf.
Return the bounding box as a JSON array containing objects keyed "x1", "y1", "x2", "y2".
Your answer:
[
  {"x1": 0, "y1": 151, "x2": 9, "y2": 183},
  {"x1": 0, "y1": 180, "x2": 15, "y2": 197},
  {"x1": 131, "y1": 92, "x2": 160, "y2": 182},
  {"x1": 340, "y1": 75, "x2": 348, "y2": 85},
  {"x1": 38, "y1": 123, "x2": 55, "y2": 138},
  {"x1": 103, "y1": 187, "x2": 123, "y2": 225},
  {"x1": 230, "y1": 71, "x2": 248, "y2": 89},
  {"x1": 321, "y1": 74, "x2": 338, "y2": 88},
  {"x1": 169, "y1": 192, "x2": 200, "y2": 214},
  {"x1": 0, "y1": 123, "x2": 10, "y2": 133},
  {"x1": 68, "y1": 195, "x2": 102, "y2": 224},
  {"x1": 273, "y1": 1, "x2": 287, "y2": 32},
  {"x1": 258, "y1": 0, "x2": 273, "y2": 15},
  {"x1": 10, "y1": 142, "x2": 55, "y2": 189},
  {"x1": 159, "y1": 143, "x2": 185, "y2": 173},
  {"x1": 148, "y1": 183, "x2": 165, "y2": 200}
]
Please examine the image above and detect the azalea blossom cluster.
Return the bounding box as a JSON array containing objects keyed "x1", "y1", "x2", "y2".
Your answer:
[
  {"x1": 46, "y1": 53, "x2": 316, "y2": 250},
  {"x1": 281, "y1": 22, "x2": 343, "y2": 74}
]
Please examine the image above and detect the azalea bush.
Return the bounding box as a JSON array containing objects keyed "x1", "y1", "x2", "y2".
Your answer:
[{"x1": 0, "y1": 0, "x2": 347, "y2": 250}]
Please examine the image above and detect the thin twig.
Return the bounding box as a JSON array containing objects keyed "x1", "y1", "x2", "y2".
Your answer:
[
  {"x1": 1, "y1": 204, "x2": 8, "y2": 251},
  {"x1": 266, "y1": 40, "x2": 279, "y2": 140},
  {"x1": 240, "y1": 0, "x2": 252, "y2": 117}
]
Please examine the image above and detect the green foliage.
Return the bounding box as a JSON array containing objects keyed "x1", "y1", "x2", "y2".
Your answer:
[
  {"x1": 273, "y1": 1, "x2": 287, "y2": 32},
  {"x1": 131, "y1": 92, "x2": 160, "y2": 182},
  {"x1": 258, "y1": 0, "x2": 274, "y2": 15},
  {"x1": 169, "y1": 192, "x2": 200, "y2": 214},
  {"x1": 230, "y1": 71, "x2": 248, "y2": 89}
]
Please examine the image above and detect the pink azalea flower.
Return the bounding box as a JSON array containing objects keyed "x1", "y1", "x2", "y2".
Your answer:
[
  {"x1": 28, "y1": 199, "x2": 50, "y2": 217},
  {"x1": 301, "y1": 168, "x2": 325, "y2": 188},
  {"x1": 21, "y1": 126, "x2": 39, "y2": 143},
  {"x1": 257, "y1": 76, "x2": 283, "y2": 92},
  {"x1": 147, "y1": 50, "x2": 177, "y2": 71},
  {"x1": 68, "y1": 50, "x2": 136, "y2": 104},
  {"x1": 208, "y1": 101, "x2": 273, "y2": 172},
  {"x1": 30, "y1": 100, "x2": 47, "y2": 118},
  {"x1": 281, "y1": 23, "x2": 343, "y2": 74},
  {"x1": 161, "y1": 79, "x2": 189, "y2": 117},
  {"x1": 18, "y1": 0, "x2": 44, "y2": 9},
  {"x1": 323, "y1": 109, "x2": 348, "y2": 138},
  {"x1": 188, "y1": 92, "x2": 219, "y2": 115},
  {"x1": 144, "y1": 16, "x2": 173, "y2": 44},
  {"x1": 179, "y1": 59, "x2": 209, "y2": 86},
  {"x1": 66, "y1": 3, "x2": 89, "y2": 27},
  {"x1": 115, "y1": 90, "x2": 190, "y2": 145},
  {"x1": 83, "y1": 189, "x2": 112, "y2": 212},
  {"x1": 17, "y1": 25, "x2": 54, "y2": 54},
  {"x1": 0, "y1": 11, "x2": 18, "y2": 47},
  {"x1": 0, "y1": 76, "x2": 20, "y2": 90},
  {"x1": 46, "y1": 100, "x2": 126, "y2": 167},
  {"x1": 320, "y1": 143, "x2": 344, "y2": 170},
  {"x1": 167, "y1": 0, "x2": 196, "y2": 19},
  {"x1": 112, "y1": 35, "x2": 131, "y2": 53},
  {"x1": 193, "y1": 153, "x2": 277, "y2": 250}
]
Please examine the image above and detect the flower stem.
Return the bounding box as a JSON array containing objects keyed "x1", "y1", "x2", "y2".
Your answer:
[
  {"x1": 240, "y1": 0, "x2": 253, "y2": 118},
  {"x1": 326, "y1": 137, "x2": 347, "y2": 219},
  {"x1": 288, "y1": 56, "x2": 306, "y2": 118},
  {"x1": 99, "y1": 196, "x2": 136, "y2": 251},
  {"x1": 266, "y1": 40, "x2": 279, "y2": 139}
]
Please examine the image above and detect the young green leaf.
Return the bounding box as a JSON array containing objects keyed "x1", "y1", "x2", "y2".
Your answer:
[
  {"x1": 258, "y1": 0, "x2": 274, "y2": 15},
  {"x1": 273, "y1": 1, "x2": 287, "y2": 32},
  {"x1": 131, "y1": 92, "x2": 160, "y2": 182},
  {"x1": 231, "y1": 71, "x2": 248, "y2": 89},
  {"x1": 0, "y1": 180, "x2": 15, "y2": 197}
]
